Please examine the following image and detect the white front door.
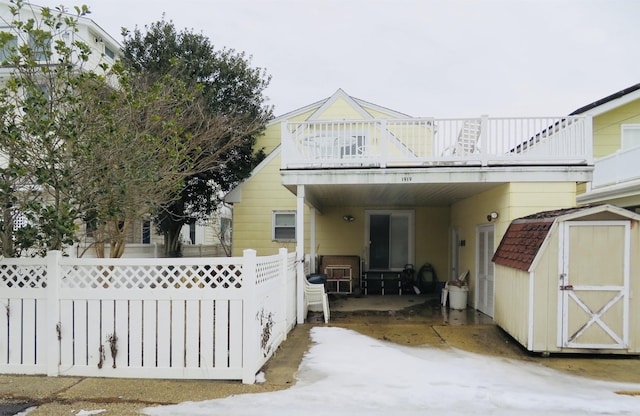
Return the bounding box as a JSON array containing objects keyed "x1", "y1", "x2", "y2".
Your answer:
[
  {"x1": 559, "y1": 221, "x2": 630, "y2": 349},
  {"x1": 476, "y1": 224, "x2": 495, "y2": 317}
]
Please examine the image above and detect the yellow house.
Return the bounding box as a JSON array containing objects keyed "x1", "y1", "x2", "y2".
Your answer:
[
  {"x1": 226, "y1": 89, "x2": 592, "y2": 322},
  {"x1": 574, "y1": 83, "x2": 640, "y2": 211}
]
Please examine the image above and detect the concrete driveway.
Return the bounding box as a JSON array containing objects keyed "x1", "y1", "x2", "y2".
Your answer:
[{"x1": 1, "y1": 294, "x2": 639, "y2": 415}]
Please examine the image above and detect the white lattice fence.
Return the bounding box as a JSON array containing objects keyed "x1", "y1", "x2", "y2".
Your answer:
[
  {"x1": 0, "y1": 257, "x2": 48, "y2": 374},
  {"x1": 0, "y1": 249, "x2": 297, "y2": 384}
]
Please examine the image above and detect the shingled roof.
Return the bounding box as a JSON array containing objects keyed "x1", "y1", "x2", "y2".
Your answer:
[{"x1": 492, "y1": 207, "x2": 593, "y2": 271}]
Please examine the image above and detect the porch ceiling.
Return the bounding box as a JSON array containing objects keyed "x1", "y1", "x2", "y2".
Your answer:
[
  {"x1": 281, "y1": 166, "x2": 592, "y2": 210},
  {"x1": 288, "y1": 182, "x2": 497, "y2": 208}
]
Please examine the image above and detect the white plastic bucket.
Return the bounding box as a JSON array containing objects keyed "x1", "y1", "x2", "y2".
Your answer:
[{"x1": 447, "y1": 285, "x2": 469, "y2": 310}]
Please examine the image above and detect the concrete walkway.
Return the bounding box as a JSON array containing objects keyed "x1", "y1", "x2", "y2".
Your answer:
[{"x1": 1, "y1": 294, "x2": 639, "y2": 415}]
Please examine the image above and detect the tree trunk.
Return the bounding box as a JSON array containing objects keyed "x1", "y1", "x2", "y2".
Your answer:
[
  {"x1": 164, "y1": 221, "x2": 183, "y2": 257},
  {"x1": 110, "y1": 218, "x2": 129, "y2": 258},
  {"x1": 1, "y1": 206, "x2": 14, "y2": 257}
]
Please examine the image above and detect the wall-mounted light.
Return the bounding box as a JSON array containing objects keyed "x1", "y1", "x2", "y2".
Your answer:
[
  {"x1": 343, "y1": 215, "x2": 355, "y2": 222},
  {"x1": 487, "y1": 211, "x2": 499, "y2": 222}
]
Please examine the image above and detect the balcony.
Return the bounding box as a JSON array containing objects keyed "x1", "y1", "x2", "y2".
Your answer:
[
  {"x1": 591, "y1": 145, "x2": 640, "y2": 189},
  {"x1": 281, "y1": 116, "x2": 593, "y2": 170}
]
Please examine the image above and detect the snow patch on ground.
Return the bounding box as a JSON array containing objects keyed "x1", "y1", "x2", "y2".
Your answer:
[{"x1": 143, "y1": 326, "x2": 640, "y2": 415}]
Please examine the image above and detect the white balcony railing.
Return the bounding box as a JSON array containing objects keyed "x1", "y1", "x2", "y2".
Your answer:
[
  {"x1": 591, "y1": 145, "x2": 640, "y2": 188},
  {"x1": 281, "y1": 115, "x2": 593, "y2": 169}
]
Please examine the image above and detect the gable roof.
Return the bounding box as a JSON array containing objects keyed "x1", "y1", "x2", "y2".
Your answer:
[
  {"x1": 224, "y1": 89, "x2": 413, "y2": 204},
  {"x1": 267, "y1": 88, "x2": 412, "y2": 126},
  {"x1": 492, "y1": 205, "x2": 640, "y2": 272},
  {"x1": 570, "y1": 83, "x2": 640, "y2": 116}
]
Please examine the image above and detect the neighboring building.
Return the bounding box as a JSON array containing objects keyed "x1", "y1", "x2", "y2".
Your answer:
[
  {"x1": 573, "y1": 83, "x2": 640, "y2": 212},
  {"x1": 0, "y1": 1, "x2": 230, "y2": 258},
  {"x1": 0, "y1": 0, "x2": 121, "y2": 77},
  {"x1": 226, "y1": 88, "x2": 592, "y2": 318}
]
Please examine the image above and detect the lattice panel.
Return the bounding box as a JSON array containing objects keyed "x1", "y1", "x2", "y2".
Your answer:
[
  {"x1": 256, "y1": 258, "x2": 281, "y2": 285},
  {"x1": 0, "y1": 264, "x2": 47, "y2": 288},
  {"x1": 13, "y1": 212, "x2": 29, "y2": 230},
  {"x1": 288, "y1": 255, "x2": 297, "y2": 273},
  {"x1": 60, "y1": 263, "x2": 244, "y2": 289}
]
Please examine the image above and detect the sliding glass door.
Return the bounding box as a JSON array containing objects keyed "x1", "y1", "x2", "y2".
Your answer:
[{"x1": 366, "y1": 210, "x2": 414, "y2": 271}]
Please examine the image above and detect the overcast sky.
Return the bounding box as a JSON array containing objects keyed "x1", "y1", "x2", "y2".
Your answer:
[{"x1": 40, "y1": 0, "x2": 640, "y2": 118}]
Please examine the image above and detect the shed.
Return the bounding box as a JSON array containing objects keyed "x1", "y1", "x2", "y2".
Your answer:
[{"x1": 492, "y1": 204, "x2": 640, "y2": 354}]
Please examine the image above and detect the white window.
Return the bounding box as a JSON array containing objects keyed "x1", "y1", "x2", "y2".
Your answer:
[
  {"x1": 0, "y1": 29, "x2": 17, "y2": 63},
  {"x1": 273, "y1": 211, "x2": 296, "y2": 242},
  {"x1": 104, "y1": 45, "x2": 115, "y2": 60},
  {"x1": 141, "y1": 220, "x2": 151, "y2": 244},
  {"x1": 621, "y1": 124, "x2": 640, "y2": 150},
  {"x1": 28, "y1": 33, "x2": 49, "y2": 62}
]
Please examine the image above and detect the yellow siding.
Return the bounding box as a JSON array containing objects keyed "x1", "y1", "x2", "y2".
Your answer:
[
  {"x1": 360, "y1": 106, "x2": 404, "y2": 119},
  {"x1": 531, "y1": 228, "x2": 559, "y2": 352},
  {"x1": 233, "y1": 175, "x2": 450, "y2": 280},
  {"x1": 452, "y1": 182, "x2": 575, "y2": 307},
  {"x1": 288, "y1": 109, "x2": 317, "y2": 122},
  {"x1": 414, "y1": 207, "x2": 450, "y2": 281},
  {"x1": 576, "y1": 182, "x2": 587, "y2": 195},
  {"x1": 592, "y1": 100, "x2": 640, "y2": 158},
  {"x1": 507, "y1": 182, "x2": 576, "y2": 219},
  {"x1": 451, "y1": 184, "x2": 509, "y2": 304},
  {"x1": 231, "y1": 153, "x2": 309, "y2": 256},
  {"x1": 494, "y1": 265, "x2": 530, "y2": 347},
  {"x1": 256, "y1": 108, "x2": 319, "y2": 157},
  {"x1": 254, "y1": 123, "x2": 283, "y2": 157},
  {"x1": 316, "y1": 98, "x2": 367, "y2": 120},
  {"x1": 313, "y1": 206, "x2": 449, "y2": 279}
]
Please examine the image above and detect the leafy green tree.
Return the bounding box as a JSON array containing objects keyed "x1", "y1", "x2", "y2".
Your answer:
[
  {"x1": 0, "y1": 3, "x2": 258, "y2": 258},
  {"x1": 122, "y1": 20, "x2": 272, "y2": 256},
  {"x1": 0, "y1": 1, "x2": 96, "y2": 255}
]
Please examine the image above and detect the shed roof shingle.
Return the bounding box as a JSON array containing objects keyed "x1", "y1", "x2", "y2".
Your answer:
[{"x1": 492, "y1": 206, "x2": 592, "y2": 271}]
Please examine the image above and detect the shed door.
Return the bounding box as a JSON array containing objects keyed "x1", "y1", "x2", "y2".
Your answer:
[{"x1": 559, "y1": 221, "x2": 630, "y2": 349}]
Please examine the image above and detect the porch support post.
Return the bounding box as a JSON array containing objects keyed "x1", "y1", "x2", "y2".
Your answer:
[
  {"x1": 296, "y1": 185, "x2": 306, "y2": 324},
  {"x1": 310, "y1": 207, "x2": 316, "y2": 274}
]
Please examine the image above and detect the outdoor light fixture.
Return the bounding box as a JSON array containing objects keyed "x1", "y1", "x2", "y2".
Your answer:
[
  {"x1": 343, "y1": 215, "x2": 355, "y2": 222},
  {"x1": 487, "y1": 211, "x2": 499, "y2": 222}
]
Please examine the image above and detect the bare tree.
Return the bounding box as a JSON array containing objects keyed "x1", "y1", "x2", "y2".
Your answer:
[{"x1": 75, "y1": 69, "x2": 264, "y2": 257}]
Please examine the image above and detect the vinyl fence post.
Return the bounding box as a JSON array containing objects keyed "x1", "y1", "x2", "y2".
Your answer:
[
  {"x1": 279, "y1": 248, "x2": 288, "y2": 340},
  {"x1": 46, "y1": 250, "x2": 62, "y2": 376},
  {"x1": 241, "y1": 249, "x2": 258, "y2": 384}
]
